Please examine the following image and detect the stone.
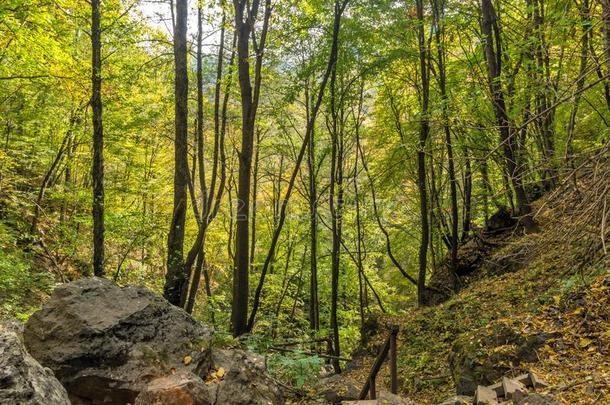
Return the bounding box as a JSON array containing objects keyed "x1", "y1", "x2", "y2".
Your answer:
[
  {"x1": 0, "y1": 322, "x2": 70, "y2": 405},
  {"x1": 501, "y1": 377, "x2": 526, "y2": 400},
  {"x1": 514, "y1": 393, "x2": 560, "y2": 405},
  {"x1": 24, "y1": 277, "x2": 213, "y2": 404},
  {"x1": 474, "y1": 385, "x2": 498, "y2": 404},
  {"x1": 317, "y1": 373, "x2": 360, "y2": 404},
  {"x1": 134, "y1": 371, "x2": 211, "y2": 405},
  {"x1": 204, "y1": 348, "x2": 283, "y2": 405}
]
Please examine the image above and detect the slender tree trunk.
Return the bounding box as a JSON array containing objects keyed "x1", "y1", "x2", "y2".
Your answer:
[
  {"x1": 232, "y1": 0, "x2": 270, "y2": 337},
  {"x1": 601, "y1": 0, "x2": 610, "y2": 107},
  {"x1": 91, "y1": 0, "x2": 105, "y2": 277},
  {"x1": 329, "y1": 56, "x2": 342, "y2": 372},
  {"x1": 164, "y1": 0, "x2": 189, "y2": 304},
  {"x1": 184, "y1": 14, "x2": 234, "y2": 313},
  {"x1": 415, "y1": 0, "x2": 430, "y2": 306},
  {"x1": 181, "y1": 4, "x2": 206, "y2": 309},
  {"x1": 462, "y1": 150, "x2": 472, "y2": 240},
  {"x1": 565, "y1": 0, "x2": 589, "y2": 164},
  {"x1": 245, "y1": 0, "x2": 348, "y2": 333},
  {"x1": 432, "y1": 0, "x2": 459, "y2": 275},
  {"x1": 306, "y1": 81, "x2": 320, "y2": 331},
  {"x1": 233, "y1": 1, "x2": 256, "y2": 336},
  {"x1": 30, "y1": 124, "x2": 72, "y2": 235},
  {"x1": 353, "y1": 81, "x2": 366, "y2": 329},
  {"x1": 481, "y1": 0, "x2": 534, "y2": 229},
  {"x1": 250, "y1": 130, "x2": 261, "y2": 273}
]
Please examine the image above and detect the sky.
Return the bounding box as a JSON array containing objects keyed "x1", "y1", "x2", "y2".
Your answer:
[{"x1": 137, "y1": 0, "x2": 218, "y2": 42}]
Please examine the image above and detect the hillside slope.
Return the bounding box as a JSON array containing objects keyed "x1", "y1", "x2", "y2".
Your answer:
[{"x1": 343, "y1": 156, "x2": 610, "y2": 404}]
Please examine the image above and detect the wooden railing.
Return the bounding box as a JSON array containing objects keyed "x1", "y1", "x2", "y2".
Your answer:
[{"x1": 358, "y1": 325, "x2": 399, "y2": 400}]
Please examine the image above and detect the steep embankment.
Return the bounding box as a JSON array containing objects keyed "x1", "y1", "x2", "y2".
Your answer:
[{"x1": 344, "y1": 154, "x2": 610, "y2": 404}]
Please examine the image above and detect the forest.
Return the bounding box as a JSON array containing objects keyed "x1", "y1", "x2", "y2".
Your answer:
[{"x1": 1, "y1": 0, "x2": 609, "y2": 404}]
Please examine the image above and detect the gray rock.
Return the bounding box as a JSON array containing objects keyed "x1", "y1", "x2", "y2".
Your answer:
[
  {"x1": 317, "y1": 373, "x2": 359, "y2": 403},
  {"x1": 205, "y1": 349, "x2": 283, "y2": 405},
  {"x1": 134, "y1": 371, "x2": 211, "y2": 405},
  {"x1": 514, "y1": 393, "x2": 559, "y2": 405},
  {"x1": 0, "y1": 322, "x2": 70, "y2": 405},
  {"x1": 23, "y1": 277, "x2": 213, "y2": 404}
]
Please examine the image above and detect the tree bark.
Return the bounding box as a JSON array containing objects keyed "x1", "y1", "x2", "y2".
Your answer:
[
  {"x1": 91, "y1": 0, "x2": 105, "y2": 277},
  {"x1": 432, "y1": 0, "x2": 459, "y2": 276},
  {"x1": 565, "y1": 0, "x2": 589, "y2": 164},
  {"x1": 416, "y1": 0, "x2": 430, "y2": 306},
  {"x1": 306, "y1": 80, "x2": 320, "y2": 331},
  {"x1": 164, "y1": 0, "x2": 189, "y2": 305},
  {"x1": 232, "y1": 0, "x2": 270, "y2": 337},
  {"x1": 481, "y1": 0, "x2": 534, "y2": 229}
]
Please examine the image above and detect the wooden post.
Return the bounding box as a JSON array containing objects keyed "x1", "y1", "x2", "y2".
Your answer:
[
  {"x1": 358, "y1": 332, "x2": 391, "y2": 399},
  {"x1": 390, "y1": 325, "x2": 399, "y2": 394},
  {"x1": 370, "y1": 377, "x2": 376, "y2": 399}
]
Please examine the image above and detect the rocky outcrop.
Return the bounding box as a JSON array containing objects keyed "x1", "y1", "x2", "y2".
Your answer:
[
  {"x1": 0, "y1": 322, "x2": 70, "y2": 405},
  {"x1": 23, "y1": 277, "x2": 283, "y2": 404},
  {"x1": 24, "y1": 277, "x2": 213, "y2": 403}
]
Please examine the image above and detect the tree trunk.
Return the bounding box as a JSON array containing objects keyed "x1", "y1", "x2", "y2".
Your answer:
[
  {"x1": 232, "y1": 0, "x2": 270, "y2": 337},
  {"x1": 91, "y1": 0, "x2": 105, "y2": 277},
  {"x1": 565, "y1": 0, "x2": 589, "y2": 164},
  {"x1": 164, "y1": 0, "x2": 189, "y2": 305},
  {"x1": 481, "y1": 0, "x2": 534, "y2": 229},
  {"x1": 306, "y1": 81, "x2": 320, "y2": 331},
  {"x1": 416, "y1": 0, "x2": 430, "y2": 306}
]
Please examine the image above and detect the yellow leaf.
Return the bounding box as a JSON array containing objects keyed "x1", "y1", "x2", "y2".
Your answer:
[
  {"x1": 572, "y1": 307, "x2": 583, "y2": 315},
  {"x1": 183, "y1": 355, "x2": 192, "y2": 365},
  {"x1": 216, "y1": 367, "x2": 225, "y2": 378},
  {"x1": 553, "y1": 296, "x2": 561, "y2": 306},
  {"x1": 579, "y1": 338, "x2": 593, "y2": 348}
]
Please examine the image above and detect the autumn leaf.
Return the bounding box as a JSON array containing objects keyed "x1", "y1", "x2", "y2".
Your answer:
[{"x1": 578, "y1": 338, "x2": 593, "y2": 348}]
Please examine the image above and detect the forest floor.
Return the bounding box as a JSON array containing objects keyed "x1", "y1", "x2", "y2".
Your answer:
[{"x1": 337, "y1": 160, "x2": 610, "y2": 404}]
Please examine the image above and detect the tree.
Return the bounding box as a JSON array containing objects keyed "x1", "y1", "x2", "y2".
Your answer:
[
  {"x1": 164, "y1": 0, "x2": 189, "y2": 305},
  {"x1": 415, "y1": 0, "x2": 430, "y2": 305},
  {"x1": 232, "y1": 0, "x2": 272, "y2": 337},
  {"x1": 480, "y1": 0, "x2": 535, "y2": 230},
  {"x1": 91, "y1": 0, "x2": 105, "y2": 277}
]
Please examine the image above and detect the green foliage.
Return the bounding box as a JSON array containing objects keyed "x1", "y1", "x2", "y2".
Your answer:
[
  {"x1": 0, "y1": 223, "x2": 53, "y2": 320},
  {"x1": 267, "y1": 352, "x2": 323, "y2": 389}
]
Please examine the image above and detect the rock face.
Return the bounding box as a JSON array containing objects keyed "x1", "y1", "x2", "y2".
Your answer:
[
  {"x1": 0, "y1": 322, "x2": 70, "y2": 405},
  {"x1": 23, "y1": 277, "x2": 213, "y2": 404}
]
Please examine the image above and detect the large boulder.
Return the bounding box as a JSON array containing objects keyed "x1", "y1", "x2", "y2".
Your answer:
[
  {"x1": 0, "y1": 322, "x2": 70, "y2": 405},
  {"x1": 24, "y1": 277, "x2": 213, "y2": 404}
]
